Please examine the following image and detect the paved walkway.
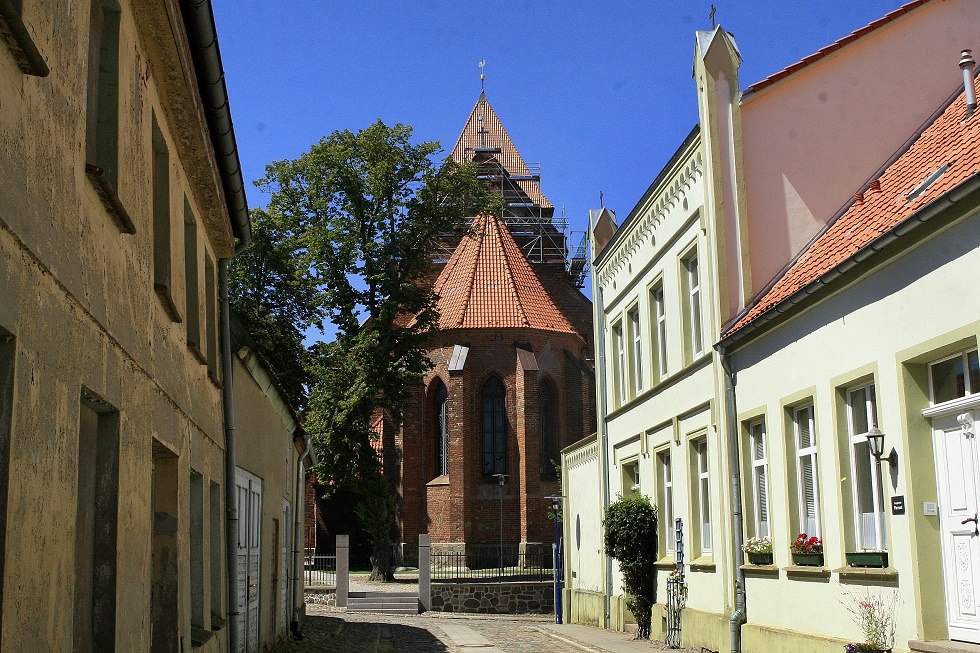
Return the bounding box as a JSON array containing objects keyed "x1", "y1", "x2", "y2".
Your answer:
[{"x1": 269, "y1": 604, "x2": 699, "y2": 653}]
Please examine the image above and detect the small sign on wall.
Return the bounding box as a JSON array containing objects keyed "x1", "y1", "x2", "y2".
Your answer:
[
  {"x1": 890, "y1": 495, "x2": 906, "y2": 515},
  {"x1": 923, "y1": 502, "x2": 938, "y2": 516}
]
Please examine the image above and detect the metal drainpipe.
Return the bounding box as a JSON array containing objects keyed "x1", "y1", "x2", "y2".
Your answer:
[
  {"x1": 219, "y1": 259, "x2": 241, "y2": 653},
  {"x1": 718, "y1": 346, "x2": 746, "y2": 653},
  {"x1": 290, "y1": 430, "x2": 312, "y2": 638},
  {"x1": 594, "y1": 284, "x2": 613, "y2": 629}
]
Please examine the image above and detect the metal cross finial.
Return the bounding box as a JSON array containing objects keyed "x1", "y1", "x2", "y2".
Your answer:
[
  {"x1": 709, "y1": 4, "x2": 717, "y2": 28},
  {"x1": 479, "y1": 59, "x2": 486, "y2": 92}
]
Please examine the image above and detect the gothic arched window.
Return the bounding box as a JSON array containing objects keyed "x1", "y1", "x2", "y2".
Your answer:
[
  {"x1": 482, "y1": 377, "x2": 506, "y2": 475},
  {"x1": 434, "y1": 381, "x2": 449, "y2": 477},
  {"x1": 541, "y1": 379, "x2": 559, "y2": 477}
]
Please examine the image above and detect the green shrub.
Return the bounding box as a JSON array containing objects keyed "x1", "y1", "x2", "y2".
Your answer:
[{"x1": 603, "y1": 494, "x2": 658, "y2": 639}]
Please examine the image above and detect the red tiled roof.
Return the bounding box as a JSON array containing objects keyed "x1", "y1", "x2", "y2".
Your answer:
[
  {"x1": 451, "y1": 93, "x2": 553, "y2": 209},
  {"x1": 743, "y1": 0, "x2": 931, "y2": 96},
  {"x1": 431, "y1": 213, "x2": 579, "y2": 335},
  {"x1": 725, "y1": 86, "x2": 980, "y2": 337}
]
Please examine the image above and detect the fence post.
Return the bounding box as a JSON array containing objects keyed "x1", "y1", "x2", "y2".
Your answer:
[
  {"x1": 336, "y1": 534, "x2": 349, "y2": 608},
  {"x1": 418, "y1": 534, "x2": 431, "y2": 612}
]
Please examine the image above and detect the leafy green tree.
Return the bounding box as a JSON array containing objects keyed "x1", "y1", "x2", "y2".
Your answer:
[
  {"x1": 259, "y1": 120, "x2": 497, "y2": 580},
  {"x1": 229, "y1": 207, "x2": 320, "y2": 409},
  {"x1": 603, "y1": 495, "x2": 658, "y2": 639}
]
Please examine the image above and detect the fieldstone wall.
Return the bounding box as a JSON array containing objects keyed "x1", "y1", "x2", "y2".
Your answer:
[{"x1": 430, "y1": 582, "x2": 554, "y2": 614}]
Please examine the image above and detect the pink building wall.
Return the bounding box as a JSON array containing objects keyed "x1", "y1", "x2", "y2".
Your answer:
[{"x1": 739, "y1": 0, "x2": 980, "y2": 298}]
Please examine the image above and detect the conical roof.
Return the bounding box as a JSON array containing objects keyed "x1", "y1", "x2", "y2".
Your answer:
[
  {"x1": 431, "y1": 213, "x2": 578, "y2": 335},
  {"x1": 451, "y1": 93, "x2": 553, "y2": 209}
]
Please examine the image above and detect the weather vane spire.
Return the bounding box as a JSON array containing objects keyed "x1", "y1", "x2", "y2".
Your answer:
[
  {"x1": 479, "y1": 59, "x2": 486, "y2": 93},
  {"x1": 710, "y1": 4, "x2": 717, "y2": 28}
]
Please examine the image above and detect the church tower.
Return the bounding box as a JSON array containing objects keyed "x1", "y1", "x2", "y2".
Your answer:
[{"x1": 392, "y1": 93, "x2": 595, "y2": 562}]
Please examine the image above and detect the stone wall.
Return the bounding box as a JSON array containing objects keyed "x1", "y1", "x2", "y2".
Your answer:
[{"x1": 429, "y1": 582, "x2": 554, "y2": 614}]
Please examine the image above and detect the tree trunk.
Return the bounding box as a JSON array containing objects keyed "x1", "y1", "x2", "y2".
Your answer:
[{"x1": 368, "y1": 537, "x2": 395, "y2": 582}]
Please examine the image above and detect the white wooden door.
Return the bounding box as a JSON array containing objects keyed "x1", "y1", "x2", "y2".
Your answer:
[
  {"x1": 933, "y1": 409, "x2": 980, "y2": 643},
  {"x1": 236, "y1": 468, "x2": 262, "y2": 653}
]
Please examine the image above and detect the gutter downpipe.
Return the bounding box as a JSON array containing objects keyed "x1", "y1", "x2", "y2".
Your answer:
[
  {"x1": 290, "y1": 430, "x2": 313, "y2": 638},
  {"x1": 718, "y1": 345, "x2": 746, "y2": 653},
  {"x1": 218, "y1": 261, "x2": 240, "y2": 653},
  {"x1": 595, "y1": 283, "x2": 614, "y2": 629}
]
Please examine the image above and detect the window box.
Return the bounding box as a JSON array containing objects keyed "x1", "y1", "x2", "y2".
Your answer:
[
  {"x1": 791, "y1": 552, "x2": 823, "y2": 566},
  {"x1": 845, "y1": 551, "x2": 888, "y2": 568},
  {"x1": 747, "y1": 552, "x2": 773, "y2": 565}
]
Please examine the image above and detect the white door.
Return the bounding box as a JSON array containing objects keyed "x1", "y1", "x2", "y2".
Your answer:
[
  {"x1": 933, "y1": 409, "x2": 980, "y2": 643},
  {"x1": 236, "y1": 468, "x2": 262, "y2": 653}
]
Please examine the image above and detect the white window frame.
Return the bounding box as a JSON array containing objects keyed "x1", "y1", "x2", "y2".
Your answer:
[
  {"x1": 793, "y1": 404, "x2": 821, "y2": 538},
  {"x1": 696, "y1": 439, "x2": 711, "y2": 555},
  {"x1": 629, "y1": 307, "x2": 642, "y2": 396},
  {"x1": 748, "y1": 419, "x2": 770, "y2": 538},
  {"x1": 846, "y1": 383, "x2": 886, "y2": 550},
  {"x1": 614, "y1": 321, "x2": 625, "y2": 405},
  {"x1": 686, "y1": 254, "x2": 703, "y2": 357},
  {"x1": 655, "y1": 286, "x2": 667, "y2": 379},
  {"x1": 928, "y1": 348, "x2": 979, "y2": 406},
  {"x1": 660, "y1": 450, "x2": 674, "y2": 554}
]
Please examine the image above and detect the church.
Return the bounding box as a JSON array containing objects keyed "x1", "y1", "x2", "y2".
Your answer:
[{"x1": 389, "y1": 92, "x2": 596, "y2": 562}]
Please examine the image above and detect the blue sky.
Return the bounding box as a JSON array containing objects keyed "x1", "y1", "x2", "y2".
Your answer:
[{"x1": 213, "y1": 0, "x2": 907, "y2": 319}]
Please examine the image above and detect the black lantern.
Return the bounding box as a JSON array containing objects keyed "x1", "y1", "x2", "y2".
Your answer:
[{"x1": 866, "y1": 426, "x2": 898, "y2": 469}]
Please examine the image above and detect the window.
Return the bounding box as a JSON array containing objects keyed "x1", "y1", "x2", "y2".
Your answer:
[
  {"x1": 209, "y1": 481, "x2": 222, "y2": 622},
  {"x1": 847, "y1": 384, "x2": 886, "y2": 550},
  {"x1": 656, "y1": 450, "x2": 673, "y2": 555},
  {"x1": 189, "y1": 471, "x2": 205, "y2": 628},
  {"x1": 0, "y1": 330, "x2": 14, "y2": 615},
  {"x1": 747, "y1": 419, "x2": 770, "y2": 538},
  {"x1": 793, "y1": 404, "x2": 821, "y2": 538},
  {"x1": 681, "y1": 250, "x2": 703, "y2": 361},
  {"x1": 652, "y1": 284, "x2": 668, "y2": 380},
  {"x1": 183, "y1": 199, "x2": 202, "y2": 359},
  {"x1": 0, "y1": 0, "x2": 49, "y2": 76},
  {"x1": 621, "y1": 459, "x2": 640, "y2": 498},
  {"x1": 628, "y1": 307, "x2": 642, "y2": 396},
  {"x1": 540, "y1": 380, "x2": 558, "y2": 478},
  {"x1": 929, "y1": 349, "x2": 979, "y2": 404},
  {"x1": 85, "y1": 0, "x2": 133, "y2": 232},
  {"x1": 434, "y1": 381, "x2": 449, "y2": 477},
  {"x1": 695, "y1": 439, "x2": 711, "y2": 554},
  {"x1": 152, "y1": 113, "x2": 180, "y2": 321},
  {"x1": 76, "y1": 389, "x2": 120, "y2": 652},
  {"x1": 204, "y1": 254, "x2": 217, "y2": 380},
  {"x1": 613, "y1": 321, "x2": 625, "y2": 406},
  {"x1": 482, "y1": 377, "x2": 506, "y2": 475}
]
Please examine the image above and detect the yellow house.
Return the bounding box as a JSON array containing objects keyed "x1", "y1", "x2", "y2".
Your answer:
[{"x1": 0, "y1": 2, "x2": 312, "y2": 651}]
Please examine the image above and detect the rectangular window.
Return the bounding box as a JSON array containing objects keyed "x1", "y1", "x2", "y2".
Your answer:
[
  {"x1": 85, "y1": 0, "x2": 120, "y2": 184},
  {"x1": 847, "y1": 384, "x2": 886, "y2": 550},
  {"x1": 686, "y1": 255, "x2": 703, "y2": 357},
  {"x1": 695, "y1": 439, "x2": 711, "y2": 554},
  {"x1": 204, "y1": 254, "x2": 217, "y2": 380},
  {"x1": 152, "y1": 113, "x2": 180, "y2": 321},
  {"x1": 929, "y1": 348, "x2": 979, "y2": 405},
  {"x1": 653, "y1": 284, "x2": 667, "y2": 380},
  {"x1": 151, "y1": 441, "x2": 179, "y2": 651},
  {"x1": 0, "y1": 330, "x2": 14, "y2": 626},
  {"x1": 209, "y1": 480, "x2": 223, "y2": 623},
  {"x1": 76, "y1": 390, "x2": 120, "y2": 652},
  {"x1": 656, "y1": 450, "x2": 673, "y2": 555},
  {"x1": 184, "y1": 199, "x2": 203, "y2": 359},
  {"x1": 628, "y1": 308, "x2": 642, "y2": 396},
  {"x1": 748, "y1": 419, "x2": 770, "y2": 538},
  {"x1": 190, "y1": 471, "x2": 205, "y2": 628},
  {"x1": 613, "y1": 321, "x2": 625, "y2": 406},
  {"x1": 793, "y1": 404, "x2": 821, "y2": 538},
  {"x1": 621, "y1": 460, "x2": 639, "y2": 498}
]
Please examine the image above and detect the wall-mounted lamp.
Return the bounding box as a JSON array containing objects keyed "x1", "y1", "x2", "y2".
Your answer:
[{"x1": 867, "y1": 426, "x2": 898, "y2": 470}]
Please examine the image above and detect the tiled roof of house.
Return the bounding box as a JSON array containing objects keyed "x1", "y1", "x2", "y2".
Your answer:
[
  {"x1": 431, "y1": 213, "x2": 578, "y2": 335},
  {"x1": 743, "y1": 0, "x2": 931, "y2": 96},
  {"x1": 724, "y1": 85, "x2": 980, "y2": 338},
  {"x1": 451, "y1": 93, "x2": 553, "y2": 209}
]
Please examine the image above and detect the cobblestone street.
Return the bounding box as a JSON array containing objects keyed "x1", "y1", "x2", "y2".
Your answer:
[{"x1": 268, "y1": 604, "x2": 700, "y2": 653}]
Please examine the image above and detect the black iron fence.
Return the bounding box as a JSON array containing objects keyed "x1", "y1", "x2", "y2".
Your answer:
[
  {"x1": 431, "y1": 545, "x2": 553, "y2": 583},
  {"x1": 304, "y1": 553, "x2": 337, "y2": 587}
]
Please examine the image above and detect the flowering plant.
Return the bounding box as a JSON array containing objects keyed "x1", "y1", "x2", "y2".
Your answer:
[
  {"x1": 841, "y1": 588, "x2": 899, "y2": 652},
  {"x1": 791, "y1": 533, "x2": 823, "y2": 554},
  {"x1": 743, "y1": 536, "x2": 772, "y2": 554},
  {"x1": 666, "y1": 568, "x2": 688, "y2": 605}
]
